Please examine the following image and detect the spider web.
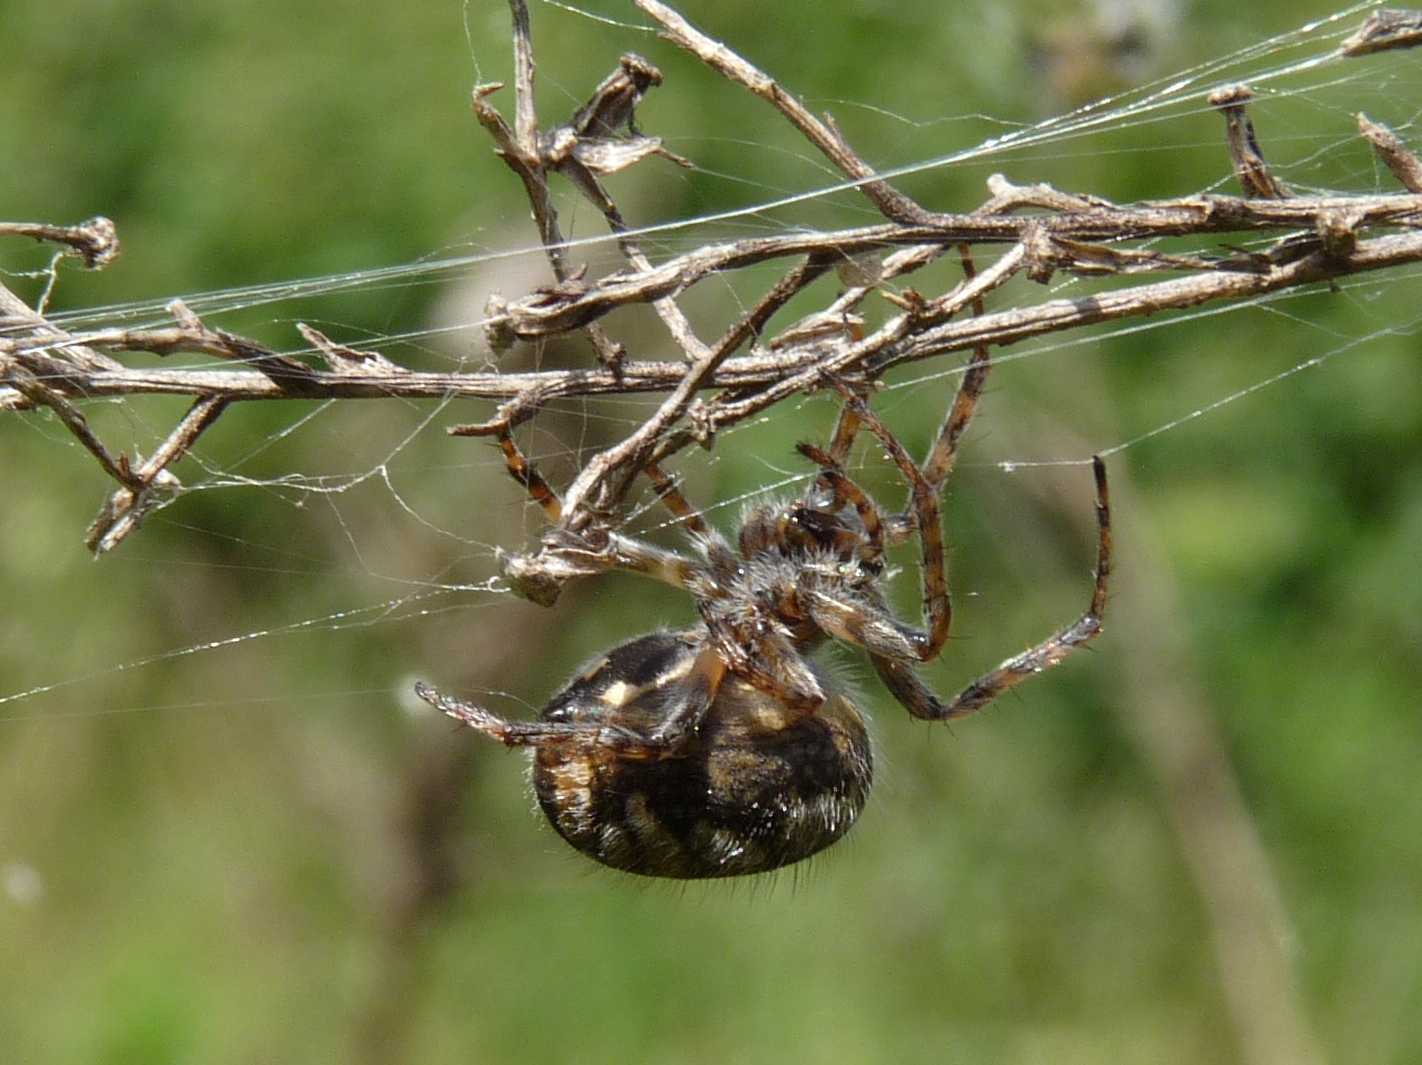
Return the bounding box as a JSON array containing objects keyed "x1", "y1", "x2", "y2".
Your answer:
[{"x1": 1, "y1": 0, "x2": 1417, "y2": 731}]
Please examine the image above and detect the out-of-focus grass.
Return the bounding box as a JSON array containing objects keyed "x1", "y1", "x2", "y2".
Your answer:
[{"x1": 2, "y1": 2, "x2": 1420, "y2": 1063}]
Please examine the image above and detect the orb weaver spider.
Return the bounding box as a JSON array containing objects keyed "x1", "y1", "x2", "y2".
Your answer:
[{"x1": 417, "y1": 358, "x2": 1110, "y2": 879}]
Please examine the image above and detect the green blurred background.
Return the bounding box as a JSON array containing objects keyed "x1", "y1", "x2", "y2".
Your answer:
[{"x1": 2, "y1": 1, "x2": 1419, "y2": 1062}]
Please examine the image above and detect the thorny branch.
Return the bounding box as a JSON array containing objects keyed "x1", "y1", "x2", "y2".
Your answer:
[{"x1": 4, "y1": 2, "x2": 1422, "y2": 565}]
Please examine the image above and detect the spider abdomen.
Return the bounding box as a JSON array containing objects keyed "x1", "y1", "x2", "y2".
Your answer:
[{"x1": 531, "y1": 632, "x2": 872, "y2": 878}]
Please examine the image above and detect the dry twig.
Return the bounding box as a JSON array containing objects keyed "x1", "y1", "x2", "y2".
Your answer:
[{"x1": 4, "y1": 1, "x2": 1422, "y2": 567}]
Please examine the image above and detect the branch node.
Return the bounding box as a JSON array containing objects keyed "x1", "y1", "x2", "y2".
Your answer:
[
  {"x1": 1021, "y1": 222, "x2": 1061, "y2": 284},
  {"x1": 448, "y1": 386, "x2": 546, "y2": 437},
  {"x1": 0, "y1": 216, "x2": 120, "y2": 269},
  {"x1": 481, "y1": 292, "x2": 519, "y2": 353},
  {"x1": 83, "y1": 393, "x2": 229, "y2": 554},
  {"x1": 1315, "y1": 208, "x2": 1363, "y2": 261},
  {"x1": 1340, "y1": 8, "x2": 1422, "y2": 57},
  {"x1": 687, "y1": 397, "x2": 715, "y2": 448}
]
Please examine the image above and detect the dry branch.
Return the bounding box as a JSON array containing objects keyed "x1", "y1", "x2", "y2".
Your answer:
[{"x1": 3, "y1": 2, "x2": 1422, "y2": 562}]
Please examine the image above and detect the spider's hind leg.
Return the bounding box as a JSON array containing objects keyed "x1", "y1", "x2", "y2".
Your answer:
[
  {"x1": 414, "y1": 681, "x2": 583, "y2": 746},
  {"x1": 414, "y1": 640, "x2": 728, "y2": 758}
]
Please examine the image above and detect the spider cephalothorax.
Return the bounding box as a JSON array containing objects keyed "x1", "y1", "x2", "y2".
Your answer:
[{"x1": 417, "y1": 368, "x2": 1111, "y2": 879}]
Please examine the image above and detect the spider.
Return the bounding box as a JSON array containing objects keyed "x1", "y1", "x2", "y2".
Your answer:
[{"x1": 416, "y1": 360, "x2": 1111, "y2": 879}]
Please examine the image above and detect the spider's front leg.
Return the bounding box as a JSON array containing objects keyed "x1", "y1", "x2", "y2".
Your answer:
[
  {"x1": 874, "y1": 456, "x2": 1112, "y2": 721},
  {"x1": 824, "y1": 388, "x2": 953, "y2": 660},
  {"x1": 804, "y1": 585, "x2": 931, "y2": 662}
]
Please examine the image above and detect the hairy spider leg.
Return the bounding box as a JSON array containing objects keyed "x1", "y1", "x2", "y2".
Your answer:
[
  {"x1": 826, "y1": 399, "x2": 864, "y2": 467},
  {"x1": 868, "y1": 344, "x2": 994, "y2": 546},
  {"x1": 643, "y1": 461, "x2": 708, "y2": 535},
  {"x1": 493, "y1": 428, "x2": 717, "y2": 595},
  {"x1": 870, "y1": 456, "x2": 1111, "y2": 720},
  {"x1": 414, "y1": 642, "x2": 728, "y2": 758},
  {"x1": 641, "y1": 462, "x2": 745, "y2": 590},
  {"x1": 812, "y1": 342, "x2": 991, "y2": 659},
  {"x1": 827, "y1": 387, "x2": 951, "y2": 661},
  {"x1": 601, "y1": 532, "x2": 708, "y2": 592},
  {"x1": 644, "y1": 644, "x2": 728, "y2": 745},
  {"x1": 494, "y1": 426, "x2": 563, "y2": 522},
  {"x1": 914, "y1": 242, "x2": 994, "y2": 501},
  {"x1": 917, "y1": 343, "x2": 992, "y2": 501}
]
